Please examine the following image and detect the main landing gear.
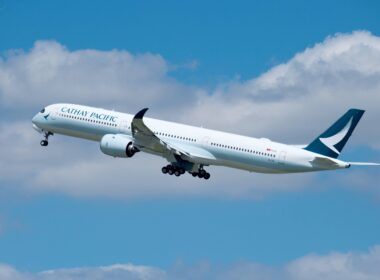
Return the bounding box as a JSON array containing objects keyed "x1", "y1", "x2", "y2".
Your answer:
[
  {"x1": 40, "y1": 132, "x2": 53, "y2": 146},
  {"x1": 161, "y1": 165, "x2": 186, "y2": 177},
  {"x1": 191, "y1": 168, "x2": 210, "y2": 180},
  {"x1": 161, "y1": 164, "x2": 211, "y2": 180}
]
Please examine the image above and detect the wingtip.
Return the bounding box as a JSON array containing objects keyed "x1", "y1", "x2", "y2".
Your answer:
[{"x1": 134, "y1": 108, "x2": 149, "y2": 119}]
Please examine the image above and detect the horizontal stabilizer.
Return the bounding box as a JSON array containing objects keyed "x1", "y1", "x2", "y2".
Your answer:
[
  {"x1": 348, "y1": 162, "x2": 380, "y2": 166},
  {"x1": 309, "y1": 157, "x2": 339, "y2": 167}
]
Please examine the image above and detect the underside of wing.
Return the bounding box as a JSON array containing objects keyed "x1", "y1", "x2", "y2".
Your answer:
[{"x1": 165, "y1": 141, "x2": 216, "y2": 162}]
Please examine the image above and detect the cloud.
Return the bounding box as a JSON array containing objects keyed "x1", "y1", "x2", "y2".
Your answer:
[
  {"x1": 0, "y1": 40, "x2": 203, "y2": 115},
  {"x1": 0, "y1": 263, "x2": 166, "y2": 280},
  {"x1": 286, "y1": 246, "x2": 380, "y2": 280},
  {"x1": 1, "y1": 245, "x2": 380, "y2": 280},
  {"x1": 0, "y1": 31, "x2": 379, "y2": 199},
  {"x1": 183, "y1": 31, "x2": 380, "y2": 148}
]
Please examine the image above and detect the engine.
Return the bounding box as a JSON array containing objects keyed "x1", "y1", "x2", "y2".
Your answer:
[{"x1": 100, "y1": 134, "x2": 138, "y2": 158}]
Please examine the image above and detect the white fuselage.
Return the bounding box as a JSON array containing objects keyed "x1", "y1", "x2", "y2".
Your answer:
[{"x1": 32, "y1": 103, "x2": 350, "y2": 174}]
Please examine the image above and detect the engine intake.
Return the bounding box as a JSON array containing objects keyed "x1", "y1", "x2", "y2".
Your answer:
[{"x1": 100, "y1": 134, "x2": 138, "y2": 158}]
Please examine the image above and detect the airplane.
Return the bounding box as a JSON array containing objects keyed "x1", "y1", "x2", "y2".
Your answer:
[{"x1": 32, "y1": 104, "x2": 379, "y2": 179}]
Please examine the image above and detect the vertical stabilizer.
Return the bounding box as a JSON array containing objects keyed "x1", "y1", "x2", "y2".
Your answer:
[{"x1": 304, "y1": 109, "x2": 365, "y2": 158}]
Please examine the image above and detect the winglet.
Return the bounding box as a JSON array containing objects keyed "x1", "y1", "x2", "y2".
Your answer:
[
  {"x1": 134, "y1": 108, "x2": 149, "y2": 120},
  {"x1": 131, "y1": 108, "x2": 150, "y2": 137}
]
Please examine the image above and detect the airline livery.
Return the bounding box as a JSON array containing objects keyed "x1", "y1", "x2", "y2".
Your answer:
[{"x1": 32, "y1": 104, "x2": 379, "y2": 179}]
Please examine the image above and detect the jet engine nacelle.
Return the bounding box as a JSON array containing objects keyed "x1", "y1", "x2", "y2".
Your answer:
[{"x1": 100, "y1": 134, "x2": 138, "y2": 158}]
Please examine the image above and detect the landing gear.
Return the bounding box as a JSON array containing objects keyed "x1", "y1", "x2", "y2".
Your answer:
[
  {"x1": 161, "y1": 164, "x2": 186, "y2": 177},
  {"x1": 162, "y1": 164, "x2": 210, "y2": 180},
  {"x1": 191, "y1": 166, "x2": 210, "y2": 180},
  {"x1": 191, "y1": 171, "x2": 210, "y2": 180},
  {"x1": 161, "y1": 166, "x2": 168, "y2": 174},
  {"x1": 40, "y1": 132, "x2": 53, "y2": 147},
  {"x1": 40, "y1": 140, "x2": 48, "y2": 146}
]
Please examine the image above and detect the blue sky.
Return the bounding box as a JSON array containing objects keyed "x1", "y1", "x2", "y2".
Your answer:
[{"x1": 0, "y1": 1, "x2": 380, "y2": 279}]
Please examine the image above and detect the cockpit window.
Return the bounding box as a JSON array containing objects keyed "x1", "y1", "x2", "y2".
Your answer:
[{"x1": 40, "y1": 108, "x2": 45, "y2": 113}]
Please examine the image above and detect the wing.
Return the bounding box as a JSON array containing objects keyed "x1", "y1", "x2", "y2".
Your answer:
[{"x1": 131, "y1": 108, "x2": 215, "y2": 163}]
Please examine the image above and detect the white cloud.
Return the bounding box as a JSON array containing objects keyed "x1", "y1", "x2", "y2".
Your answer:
[
  {"x1": 0, "y1": 40, "x2": 202, "y2": 115},
  {"x1": 1, "y1": 245, "x2": 380, "y2": 280},
  {"x1": 182, "y1": 31, "x2": 380, "y2": 148},
  {"x1": 0, "y1": 263, "x2": 166, "y2": 280},
  {"x1": 0, "y1": 264, "x2": 24, "y2": 280},
  {"x1": 0, "y1": 31, "x2": 379, "y2": 199},
  {"x1": 287, "y1": 246, "x2": 380, "y2": 280}
]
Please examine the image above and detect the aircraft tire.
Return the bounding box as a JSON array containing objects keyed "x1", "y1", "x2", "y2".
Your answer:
[{"x1": 40, "y1": 140, "x2": 48, "y2": 146}]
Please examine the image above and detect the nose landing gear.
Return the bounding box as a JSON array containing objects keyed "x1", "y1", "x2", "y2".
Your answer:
[{"x1": 40, "y1": 132, "x2": 53, "y2": 147}]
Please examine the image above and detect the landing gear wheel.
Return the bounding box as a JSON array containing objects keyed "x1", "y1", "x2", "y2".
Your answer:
[
  {"x1": 174, "y1": 170, "x2": 181, "y2": 177},
  {"x1": 198, "y1": 172, "x2": 204, "y2": 178},
  {"x1": 179, "y1": 168, "x2": 185, "y2": 174},
  {"x1": 40, "y1": 140, "x2": 48, "y2": 146},
  {"x1": 40, "y1": 131, "x2": 52, "y2": 147},
  {"x1": 162, "y1": 167, "x2": 168, "y2": 174},
  {"x1": 168, "y1": 169, "x2": 174, "y2": 175},
  {"x1": 204, "y1": 172, "x2": 210, "y2": 180},
  {"x1": 192, "y1": 173, "x2": 198, "y2": 177}
]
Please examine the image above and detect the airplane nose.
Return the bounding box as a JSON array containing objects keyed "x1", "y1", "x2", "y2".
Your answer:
[
  {"x1": 32, "y1": 114, "x2": 44, "y2": 133},
  {"x1": 32, "y1": 114, "x2": 38, "y2": 125}
]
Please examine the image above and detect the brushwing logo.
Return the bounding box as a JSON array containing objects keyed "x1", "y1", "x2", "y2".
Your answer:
[{"x1": 319, "y1": 117, "x2": 353, "y2": 154}]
